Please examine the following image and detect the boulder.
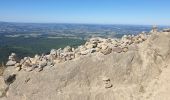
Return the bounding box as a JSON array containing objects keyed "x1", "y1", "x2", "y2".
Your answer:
[
  {"x1": 122, "y1": 47, "x2": 128, "y2": 52},
  {"x1": 8, "y1": 53, "x2": 17, "y2": 61},
  {"x1": 50, "y1": 49, "x2": 57, "y2": 55},
  {"x1": 95, "y1": 47, "x2": 101, "y2": 52},
  {"x1": 31, "y1": 55, "x2": 40, "y2": 64},
  {"x1": 80, "y1": 49, "x2": 96, "y2": 55},
  {"x1": 6, "y1": 61, "x2": 16, "y2": 66},
  {"x1": 63, "y1": 46, "x2": 72, "y2": 53},
  {"x1": 37, "y1": 60, "x2": 47, "y2": 72},
  {"x1": 101, "y1": 48, "x2": 112, "y2": 55},
  {"x1": 86, "y1": 43, "x2": 97, "y2": 49},
  {"x1": 101, "y1": 44, "x2": 108, "y2": 50},
  {"x1": 139, "y1": 33, "x2": 147, "y2": 41}
]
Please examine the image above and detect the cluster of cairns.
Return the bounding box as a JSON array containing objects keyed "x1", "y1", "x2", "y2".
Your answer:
[
  {"x1": 9, "y1": 25, "x2": 167, "y2": 72},
  {"x1": 83, "y1": 33, "x2": 147, "y2": 55},
  {"x1": 6, "y1": 33, "x2": 148, "y2": 72}
]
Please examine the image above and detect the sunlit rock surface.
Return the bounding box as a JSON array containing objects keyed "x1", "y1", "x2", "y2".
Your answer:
[{"x1": 1, "y1": 29, "x2": 170, "y2": 100}]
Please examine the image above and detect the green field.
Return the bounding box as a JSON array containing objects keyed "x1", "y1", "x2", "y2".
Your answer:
[{"x1": 0, "y1": 35, "x2": 85, "y2": 63}]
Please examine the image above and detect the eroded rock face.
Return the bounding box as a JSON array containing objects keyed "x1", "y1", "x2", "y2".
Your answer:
[{"x1": 2, "y1": 29, "x2": 170, "y2": 100}]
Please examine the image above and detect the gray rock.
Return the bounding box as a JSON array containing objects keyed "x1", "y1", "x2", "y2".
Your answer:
[
  {"x1": 80, "y1": 49, "x2": 96, "y2": 55},
  {"x1": 101, "y1": 48, "x2": 112, "y2": 55},
  {"x1": 104, "y1": 83, "x2": 112, "y2": 88},
  {"x1": 50, "y1": 49, "x2": 57, "y2": 55},
  {"x1": 37, "y1": 60, "x2": 47, "y2": 71},
  {"x1": 6, "y1": 61, "x2": 16, "y2": 66},
  {"x1": 112, "y1": 47, "x2": 122, "y2": 53},
  {"x1": 63, "y1": 46, "x2": 72, "y2": 53}
]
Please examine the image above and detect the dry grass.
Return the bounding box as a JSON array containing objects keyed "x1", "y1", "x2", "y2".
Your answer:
[{"x1": 0, "y1": 63, "x2": 5, "y2": 76}]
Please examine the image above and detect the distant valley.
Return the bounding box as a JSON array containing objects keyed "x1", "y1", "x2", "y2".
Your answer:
[{"x1": 0, "y1": 22, "x2": 169, "y2": 63}]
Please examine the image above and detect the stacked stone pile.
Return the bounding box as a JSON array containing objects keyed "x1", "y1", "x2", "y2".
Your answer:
[
  {"x1": 102, "y1": 76, "x2": 112, "y2": 88},
  {"x1": 162, "y1": 28, "x2": 170, "y2": 32},
  {"x1": 6, "y1": 33, "x2": 148, "y2": 72},
  {"x1": 6, "y1": 53, "x2": 18, "y2": 66}
]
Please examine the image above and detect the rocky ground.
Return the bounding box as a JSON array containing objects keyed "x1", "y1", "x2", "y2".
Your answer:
[
  {"x1": 0, "y1": 67, "x2": 4, "y2": 76},
  {"x1": 1, "y1": 28, "x2": 170, "y2": 100}
]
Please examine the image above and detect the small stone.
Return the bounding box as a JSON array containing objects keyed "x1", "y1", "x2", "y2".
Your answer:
[
  {"x1": 63, "y1": 46, "x2": 72, "y2": 53},
  {"x1": 112, "y1": 47, "x2": 122, "y2": 53},
  {"x1": 23, "y1": 62, "x2": 32, "y2": 68},
  {"x1": 104, "y1": 83, "x2": 112, "y2": 88},
  {"x1": 102, "y1": 76, "x2": 112, "y2": 88},
  {"x1": 36, "y1": 67, "x2": 43, "y2": 72},
  {"x1": 25, "y1": 67, "x2": 34, "y2": 72},
  {"x1": 138, "y1": 38, "x2": 143, "y2": 42},
  {"x1": 95, "y1": 48, "x2": 100, "y2": 52},
  {"x1": 101, "y1": 48, "x2": 112, "y2": 55},
  {"x1": 14, "y1": 63, "x2": 20, "y2": 68},
  {"x1": 101, "y1": 45, "x2": 108, "y2": 50},
  {"x1": 6, "y1": 60, "x2": 16, "y2": 66},
  {"x1": 11, "y1": 53, "x2": 16, "y2": 56},
  {"x1": 102, "y1": 76, "x2": 110, "y2": 81},
  {"x1": 15, "y1": 67, "x2": 21, "y2": 71},
  {"x1": 38, "y1": 60, "x2": 47, "y2": 70},
  {"x1": 86, "y1": 43, "x2": 97, "y2": 49},
  {"x1": 25, "y1": 78, "x2": 30, "y2": 83},
  {"x1": 122, "y1": 47, "x2": 128, "y2": 52},
  {"x1": 80, "y1": 49, "x2": 95, "y2": 55}
]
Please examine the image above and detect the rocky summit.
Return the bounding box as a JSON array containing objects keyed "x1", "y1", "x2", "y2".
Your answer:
[{"x1": 1, "y1": 27, "x2": 170, "y2": 100}]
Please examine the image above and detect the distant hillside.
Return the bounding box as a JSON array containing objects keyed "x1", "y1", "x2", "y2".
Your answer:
[{"x1": 0, "y1": 35, "x2": 85, "y2": 63}]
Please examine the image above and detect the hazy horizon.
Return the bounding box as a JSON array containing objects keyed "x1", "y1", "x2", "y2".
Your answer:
[{"x1": 1, "y1": 21, "x2": 170, "y2": 27}]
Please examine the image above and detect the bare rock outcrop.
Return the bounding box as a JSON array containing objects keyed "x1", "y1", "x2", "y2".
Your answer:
[{"x1": 1, "y1": 28, "x2": 170, "y2": 100}]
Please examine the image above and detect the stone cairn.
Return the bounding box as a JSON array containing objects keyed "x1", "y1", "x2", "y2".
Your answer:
[
  {"x1": 150, "y1": 25, "x2": 158, "y2": 33},
  {"x1": 6, "y1": 33, "x2": 149, "y2": 72},
  {"x1": 102, "y1": 76, "x2": 112, "y2": 88},
  {"x1": 162, "y1": 28, "x2": 170, "y2": 32},
  {"x1": 6, "y1": 53, "x2": 18, "y2": 66}
]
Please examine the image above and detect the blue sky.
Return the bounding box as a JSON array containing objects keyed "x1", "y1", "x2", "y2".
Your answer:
[{"x1": 0, "y1": 0, "x2": 170, "y2": 25}]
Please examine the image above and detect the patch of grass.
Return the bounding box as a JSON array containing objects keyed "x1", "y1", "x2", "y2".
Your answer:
[
  {"x1": 0, "y1": 36, "x2": 86, "y2": 63},
  {"x1": 0, "y1": 64, "x2": 5, "y2": 76}
]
